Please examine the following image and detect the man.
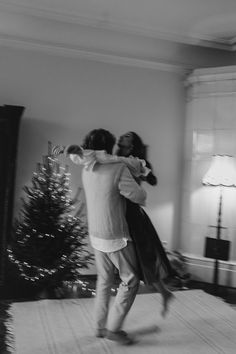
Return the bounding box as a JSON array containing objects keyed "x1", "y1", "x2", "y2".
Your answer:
[{"x1": 53, "y1": 129, "x2": 146, "y2": 345}]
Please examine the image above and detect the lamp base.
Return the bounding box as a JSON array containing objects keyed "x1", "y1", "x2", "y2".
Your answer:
[
  {"x1": 204, "y1": 237, "x2": 230, "y2": 261},
  {"x1": 207, "y1": 282, "x2": 227, "y2": 296}
]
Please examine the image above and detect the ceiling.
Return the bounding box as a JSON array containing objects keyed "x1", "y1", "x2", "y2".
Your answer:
[{"x1": 1, "y1": 0, "x2": 236, "y2": 71}]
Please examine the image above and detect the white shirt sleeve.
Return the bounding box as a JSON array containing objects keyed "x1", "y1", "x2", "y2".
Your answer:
[
  {"x1": 68, "y1": 154, "x2": 84, "y2": 165},
  {"x1": 118, "y1": 166, "x2": 147, "y2": 205}
]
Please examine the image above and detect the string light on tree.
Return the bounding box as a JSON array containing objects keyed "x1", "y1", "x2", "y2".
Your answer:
[{"x1": 8, "y1": 141, "x2": 93, "y2": 294}]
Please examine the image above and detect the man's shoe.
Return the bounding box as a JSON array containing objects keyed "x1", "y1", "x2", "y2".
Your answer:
[
  {"x1": 95, "y1": 328, "x2": 107, "y2": 338},
  {"x1": 106, "y1": 330, "x2": 134, "y2": 345}
]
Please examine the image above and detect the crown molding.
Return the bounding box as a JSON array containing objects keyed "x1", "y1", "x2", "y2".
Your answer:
[
  {"x1": 185, "y1": 65, "x2": 236, "y2": 99},
  {"x1": 0, "y1": 0, "x2": 233, "y2": 52},
  {"x1": 186, "y1": 65, "x2": 236, "y2": 84},
  {"x1": 229, "y1": 37, "x2": 236, "y2": 51},
  {"x1": 0, "y1": 34, "x2": 188, "y2": 74}
]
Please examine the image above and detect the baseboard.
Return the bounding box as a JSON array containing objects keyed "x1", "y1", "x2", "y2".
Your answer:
[{"x1": 182, "y1": 253, "x2": 236, "y2": 287}]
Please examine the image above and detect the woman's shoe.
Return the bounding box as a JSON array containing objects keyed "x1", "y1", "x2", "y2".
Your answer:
[{"x1": 162, "y1": 292, "x2": 175, "y2": 317}]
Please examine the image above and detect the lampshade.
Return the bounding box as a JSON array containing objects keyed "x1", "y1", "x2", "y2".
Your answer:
[{"x1": 202, "y1": 155, "x2": 236, "y2": 187}]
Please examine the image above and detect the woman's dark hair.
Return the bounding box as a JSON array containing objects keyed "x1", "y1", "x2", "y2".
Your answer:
[
  {"x1": 129, "y1": 131, "x2": 157, "y2": 186},
  {"x1": 82, "y1": 129, "x2": 116, "y2": 154},
  {"x1": 128, "y1": 131, "x2": 147, "y2": 160}
]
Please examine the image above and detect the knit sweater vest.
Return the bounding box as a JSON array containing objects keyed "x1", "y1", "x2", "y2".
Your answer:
[{"x1": 82, "y1": 162, "x2": 130, "y2": 240}]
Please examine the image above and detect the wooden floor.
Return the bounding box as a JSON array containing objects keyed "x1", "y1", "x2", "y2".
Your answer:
[{"x1": 7, "y1": 290, "x2": 236, "y2": 354}]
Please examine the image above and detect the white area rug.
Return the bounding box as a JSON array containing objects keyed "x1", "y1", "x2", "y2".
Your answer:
[{"x1": 8, "y1": 290, "x2": 236, "y2": 354}]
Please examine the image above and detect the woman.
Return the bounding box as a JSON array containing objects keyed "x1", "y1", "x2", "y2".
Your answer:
[{"x1": 116, "y1": 132, "x2": 174, "y2": 316}]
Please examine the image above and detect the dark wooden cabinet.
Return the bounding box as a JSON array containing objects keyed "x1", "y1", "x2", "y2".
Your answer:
[{"x1": 0, "y1": 105, "x2": 24, "y2": 288}]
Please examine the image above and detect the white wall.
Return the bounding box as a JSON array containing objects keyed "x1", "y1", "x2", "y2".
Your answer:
[{"x1": 0, "y1": 46, "x2": 186, "y2": 273}]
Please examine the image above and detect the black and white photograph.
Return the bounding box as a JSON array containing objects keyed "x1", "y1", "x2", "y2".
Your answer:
[{"x1": 0, "y1": 1, "x2": 236, "y2": 353}]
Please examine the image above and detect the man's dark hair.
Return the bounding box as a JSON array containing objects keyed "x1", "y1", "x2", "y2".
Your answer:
[{"x1": 82, "y1": 129, "x2": 116, "y2": 154}]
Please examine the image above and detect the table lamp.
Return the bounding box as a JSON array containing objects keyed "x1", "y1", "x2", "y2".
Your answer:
[{"x1": 202, "y1": 154, "x2": 236, "y2": 291}]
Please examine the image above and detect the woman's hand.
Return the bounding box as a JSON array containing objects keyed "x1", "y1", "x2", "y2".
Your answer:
[
  {"x1": 52, "y1": 144, "x2": 83, "y2": 157},
  {"x1": 52, "y1": 145, "x2": 65, "y2": 155}
]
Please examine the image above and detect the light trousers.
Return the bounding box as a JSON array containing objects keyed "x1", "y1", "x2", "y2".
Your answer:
[{"x1": 94, "y1": 241, "x2": 140, "y2": 332}]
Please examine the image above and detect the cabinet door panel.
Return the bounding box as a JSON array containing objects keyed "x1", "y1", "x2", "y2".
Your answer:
[{"x1": 0, "y1": 105, "x2": 24, "y2": 288}]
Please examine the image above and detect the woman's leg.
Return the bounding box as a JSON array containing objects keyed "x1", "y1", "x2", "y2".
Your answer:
[{"x1": 152, "y1": 279, "x2": 174, "y2": 317}]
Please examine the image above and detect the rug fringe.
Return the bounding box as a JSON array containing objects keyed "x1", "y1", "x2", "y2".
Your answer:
[{"x1": 0, "y1": 302, "x2": 15, "y2": 353}]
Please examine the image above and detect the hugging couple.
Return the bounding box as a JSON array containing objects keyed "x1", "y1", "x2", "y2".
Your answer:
[{"x1": 53, "y1": 129, "x2": 174, "y2": 345}]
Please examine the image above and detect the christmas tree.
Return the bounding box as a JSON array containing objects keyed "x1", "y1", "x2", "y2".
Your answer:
[{"x1": 8, "y1": 142, "x2": 93, "y2": 296}]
